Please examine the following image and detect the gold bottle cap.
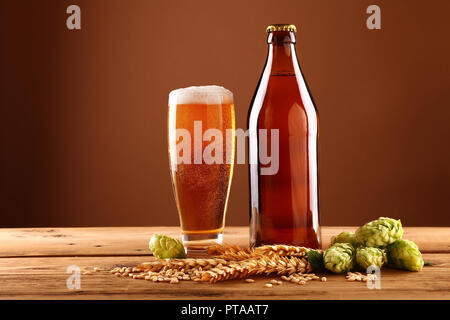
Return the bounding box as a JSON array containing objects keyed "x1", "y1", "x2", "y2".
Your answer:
[{"x1": 266, "y1": 24, "x2": 297, "y2": 33}]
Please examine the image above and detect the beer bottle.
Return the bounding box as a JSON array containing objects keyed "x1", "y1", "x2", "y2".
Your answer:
[{"x1": 248, "y1": 24, "x2": 321, "y2": 248}]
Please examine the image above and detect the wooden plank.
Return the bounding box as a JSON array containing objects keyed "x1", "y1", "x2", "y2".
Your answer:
[
  {"x1": 0, "y1": 254, "x2": 448, "y2": 300},
  {"x1": 0, "y1": 227, "x2": 448, "y2": 258},
  {"x1": 0, "y1": 227, "x2": 245, "y2": 258}
]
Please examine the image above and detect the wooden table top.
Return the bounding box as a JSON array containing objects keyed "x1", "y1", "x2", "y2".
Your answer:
[{"x1": 0, "y1": 226, "x2": 449, "y2": 300}]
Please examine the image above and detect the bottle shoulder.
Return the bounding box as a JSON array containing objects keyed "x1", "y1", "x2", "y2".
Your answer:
[
  {"x1": 248, "y1": 74, "x2": 318, "y2": 132},
  {"x1": 250, "y1": 75, "x2": 316, "y2": 110}
]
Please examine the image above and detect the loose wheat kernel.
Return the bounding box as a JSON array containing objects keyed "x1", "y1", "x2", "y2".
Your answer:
[
  {"x1": 170, "y1": 278, "x2": 179, "y2": 284},
  {"x1": 321, "y1": 277, "x2": 327, "y2": 282},
  {"x1": 270, "y1": 279, "x2": 278, "y2": 285},
  {"x1": 93, "y1": 267, "x2": 99, "y2": 272},
  {"x1": 245, "y1": 279, "x2": 255, "y2": 283},
  {"x1": 264, "y1": 283, "x2": 273, "y2": 288},
  {"x1": 277, "y1": 281, "x2": 283, "y2": 285},
  {"x1": 114, "y1": 272, "x2": 121, "y2": 277},
  {"x1": 299, "y1": 280, "x2": 306, "y2": 285}
]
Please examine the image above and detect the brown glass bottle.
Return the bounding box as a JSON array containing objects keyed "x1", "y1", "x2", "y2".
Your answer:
[{"x1": 248, "y1": 24, "x2": 321, "y2": 248}]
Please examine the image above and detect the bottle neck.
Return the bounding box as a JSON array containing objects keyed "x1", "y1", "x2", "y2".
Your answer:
[{"x1": 267, "y1": 31, "x2": 298, "y2": 76}]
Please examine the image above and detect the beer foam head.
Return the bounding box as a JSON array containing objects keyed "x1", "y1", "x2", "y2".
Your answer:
[{"x1": 169, "y1": 85, "x2": 233, "y2": 106}]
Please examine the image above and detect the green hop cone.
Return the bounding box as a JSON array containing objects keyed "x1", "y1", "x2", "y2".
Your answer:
[
  {"x1": 387, "y1": 239, "x2": 424, "y2": 271},
  {"x1": 355, "y1": 217, "x2": 403, "y2": 248},
  {"x1": 356, "y1": 247, "x2": 386, "y2": 270},
  {"x1": 331, "y1": 232, "x2": 358, "y2": 247},
  {"x1": 323, "y1": 243, "x2": 356, "y2": 274},
  {"x1": 149, "y1": 234, "x2": 186, "y2": 259}
]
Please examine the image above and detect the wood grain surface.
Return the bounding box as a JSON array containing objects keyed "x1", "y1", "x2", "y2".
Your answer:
[
  {"x1": 1, "y1": 226, "x2": 448, "y2": 257},
  {"x1": 0, "y1": 227, "x2": 449, "y2": 299}
]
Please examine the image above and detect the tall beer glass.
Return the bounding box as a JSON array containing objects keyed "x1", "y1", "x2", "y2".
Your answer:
[{"x1": 168, "y1": 86, "x2": 235, "y2": 252}]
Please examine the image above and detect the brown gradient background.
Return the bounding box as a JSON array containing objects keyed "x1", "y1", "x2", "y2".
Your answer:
[{"x1": 1, "y1": 0, "x2": 450, "y2": 227}]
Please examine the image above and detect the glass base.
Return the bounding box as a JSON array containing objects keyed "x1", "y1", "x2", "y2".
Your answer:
[{"x1": 182, "y1": 232, "x2": 223, "y2": 256}]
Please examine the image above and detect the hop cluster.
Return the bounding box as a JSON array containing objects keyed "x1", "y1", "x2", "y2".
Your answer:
[
  {"x1": 149, "y1": 234, "x2": 186, "y2": 259},
  {"x1": 331, "y1": 232, "x2": 358, "y2": 247},
  {"x1": 356, "y1": 247, "x2": 386, "y2": 270},
  {"x1": 328, "y1": 217, "x2": 424, "y2": 273},
  {"x1": 323, "y1": 243, "x2": 355, "y2": 274},
  {"x1": 387, "y1": 239, "x2": 424, "y2": 271},
  {"x1": 355, "y1": 217, "x2": 403, "y2": 248}
]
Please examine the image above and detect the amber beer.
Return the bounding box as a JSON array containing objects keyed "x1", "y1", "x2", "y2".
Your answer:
[
  {"x1": 168, "y1": 86, "x2": 235, "y2": 251},
  {"x1": 248, "y1": 24, "x2": 321, "y2": 248}
]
